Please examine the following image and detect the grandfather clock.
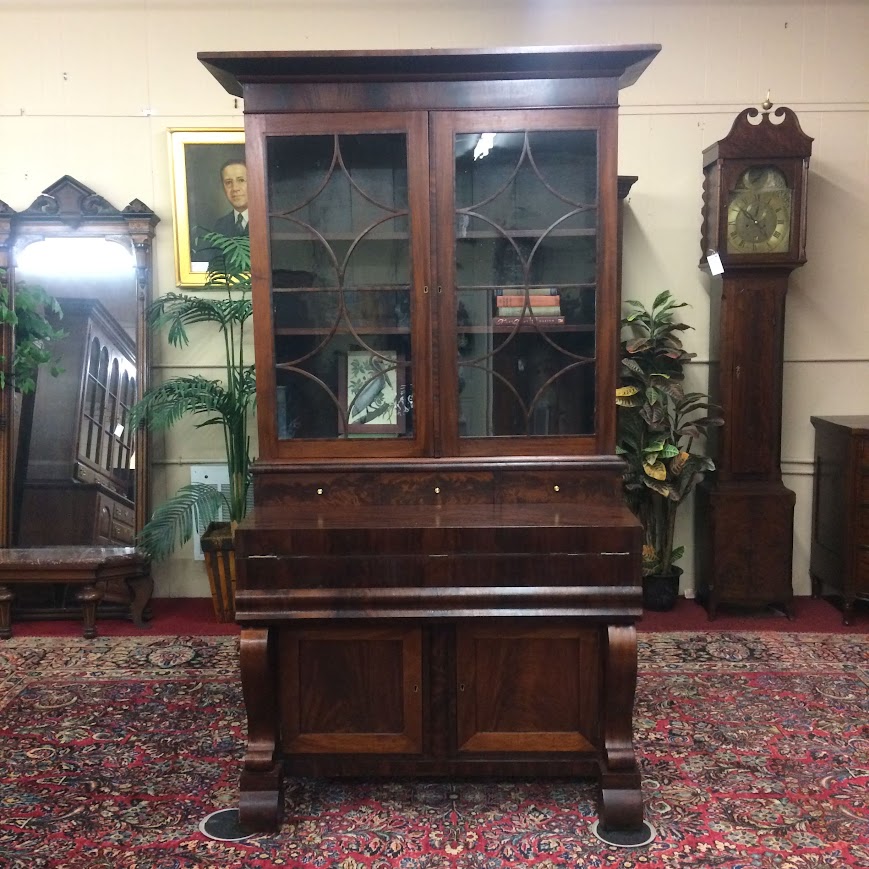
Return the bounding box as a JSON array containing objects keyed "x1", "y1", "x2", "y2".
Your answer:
[{"x1": 696, "y1": 103, "x2": 813, "y2": 619}]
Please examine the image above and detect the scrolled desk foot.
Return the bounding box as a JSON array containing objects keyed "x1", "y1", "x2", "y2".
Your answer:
[
  {"x1": 595, "y1": 774, "x2": 653, "y2": 847},
  {"x1": 599, "y1": 777, "x2": 644, "y2": 832},
  {"x1": 597, "y1": 624, "x2": 650, "y2": 844},
  {"x1": 239, "y1": 765, "x2": 283, "y2": 833}
]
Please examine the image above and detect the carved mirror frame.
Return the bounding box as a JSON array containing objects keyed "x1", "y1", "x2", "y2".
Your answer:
[{"x1": 0, "y1": 176, "x2": 158, "y2": 547}]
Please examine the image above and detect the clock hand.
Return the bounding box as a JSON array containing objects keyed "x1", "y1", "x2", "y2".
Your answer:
[{"x1": 738, "y1": 206, "x2": 761, "y2": 227}]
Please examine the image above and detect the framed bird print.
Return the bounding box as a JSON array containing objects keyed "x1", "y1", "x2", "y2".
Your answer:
[{"x1": 339, "y1": 350, "x2": 406, "y2": 436}]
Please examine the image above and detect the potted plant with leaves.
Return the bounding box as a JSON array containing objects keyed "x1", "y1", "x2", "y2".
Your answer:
[
  {"x1": 0, "y1": 270, "x2": 66, "y2": 539},
  {"x1": 0, "y1": 271, "x2": 66, "y2": 395},
  {"x1": 129, "y1": 232, "x2": 255, "y2": 621},
  {"x1": 615, "y1": 290, "x2": 723, "y2": 611}
]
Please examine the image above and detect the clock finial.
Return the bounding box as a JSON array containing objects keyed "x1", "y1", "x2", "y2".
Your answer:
[{"x1": 761, "y1": 90, "x2": 773, "y2": 112}]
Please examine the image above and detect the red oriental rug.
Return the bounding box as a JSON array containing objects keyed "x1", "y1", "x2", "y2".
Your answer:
[{"x1": 0, "y1": 631, "x2": 867, "y2": 868}]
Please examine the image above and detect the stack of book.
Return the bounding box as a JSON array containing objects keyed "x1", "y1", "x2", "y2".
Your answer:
[{"x1": 493, "y1": 289, "x2": 564, "y2": 326}]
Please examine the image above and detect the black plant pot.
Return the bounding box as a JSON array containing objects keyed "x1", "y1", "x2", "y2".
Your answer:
[{"x1": 643, "y1": 567, "x2": 683, "y2": 612}]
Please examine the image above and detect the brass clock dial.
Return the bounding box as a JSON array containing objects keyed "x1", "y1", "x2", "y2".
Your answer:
[{"x1": 726, "y1": 166, "x2": 792, "y2": 254}]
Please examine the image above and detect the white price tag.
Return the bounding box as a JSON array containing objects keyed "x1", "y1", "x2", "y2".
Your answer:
[{"x1": 706, "y1": 251, "x2": 724, "y2": 276}]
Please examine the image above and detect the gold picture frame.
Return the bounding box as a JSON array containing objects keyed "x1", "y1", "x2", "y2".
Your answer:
[{"x1": 168, "y1": 128, "x2": 245, "y2": 287}]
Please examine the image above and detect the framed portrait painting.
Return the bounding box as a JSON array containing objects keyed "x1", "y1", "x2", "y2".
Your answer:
[{"x1": 168, "y1": 128, "x2": 245, "y2": 287}]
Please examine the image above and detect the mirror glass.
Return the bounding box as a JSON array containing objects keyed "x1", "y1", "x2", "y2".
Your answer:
[
  {"x1": 0, "y1": 177, "x2": 157, "y2": 629},
  {"x1": 13, "y1": 236, "x2": 139, "y2": 548}
]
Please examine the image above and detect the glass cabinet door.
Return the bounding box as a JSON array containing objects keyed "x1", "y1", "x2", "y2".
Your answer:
[
  {"x1": 435, "y1": 113, "x2": 603, "y2": 451},
  {"x1": 262, "y1": 117, "x2": 427, "y2": 446}
]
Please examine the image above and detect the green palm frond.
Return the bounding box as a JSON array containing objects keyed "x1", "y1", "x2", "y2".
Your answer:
[
  {"x1": 201, "y1": 232, "x2": 252, "y2": 279},
  {"x1": 132, "y1": 230, "x2": 255, "y2": 561},
  {"x1": 146, "y1": 294, "x2": 253, "y2": 348},
  {"x1": 136, "y1": 483, "x2": 230, "y2": 561},
  {"x1": 130, "y1": 374, "x2": 252, "y2": 431}
]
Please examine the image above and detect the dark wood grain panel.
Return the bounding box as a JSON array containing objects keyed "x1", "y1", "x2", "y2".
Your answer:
[
  {"x1": 236, "y1": 585, "x2": 641, "y2": 623},
  {"x1": 716, "y1": 273, "x2": 789, "y2": 478},
  {"x1": 253, "y1": 471, "x2": 495, "y2": 507},
  {"x1": 810, "y1": 416, "x2": 869, "y2": 624},
  {"x1": 455, "y1": 624, "x2": 599, "y2": 753},
  {"x1": 239, "y1": 552, "x2": 635, "y2": 589},
  {"x1": 279, "y1": 626, "x2": 422, "y2": 754},
  {"x1": 494, "y1": 469, "x2": 621, "y2": 504},
  {"x1": 697, "y1": 481, "x2": 795, "y2": 617}
]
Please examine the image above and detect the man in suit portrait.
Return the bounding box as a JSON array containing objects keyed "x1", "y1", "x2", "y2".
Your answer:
[
  {"x1": 212, "y1": 159, "x2": 249, "y2": 237},
  {"x1": 192, "y1": 157, "x2": 248, "y2": 264}
]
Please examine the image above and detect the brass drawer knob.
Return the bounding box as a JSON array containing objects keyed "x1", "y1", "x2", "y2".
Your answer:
[
  {"x1": 434, "y1": 486, "x2": 441, "y2": 495},
  {"x1": 553, "y1": 485, "x2": 560, "y2": 492},
  {"x1": 316, "y1": 487, "x2": 324, "y2": 495}
]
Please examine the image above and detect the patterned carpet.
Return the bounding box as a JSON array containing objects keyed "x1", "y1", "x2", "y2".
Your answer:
[{"x1": 0, "y1": 632, "x2": 867, "y2": 868}]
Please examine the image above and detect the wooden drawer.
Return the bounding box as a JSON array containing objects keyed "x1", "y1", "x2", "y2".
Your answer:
[
  {"x1": 113, "y1": 502, "x2": 135, "y2": 525},
  {"x1": 495, "y1": 469, "x2": 619, "y2": 504},
  {"x1": 111, "y1": 522, "x2": 135, "y2": 544},
  {"x1": 95, "y1": 493, "x2": 135, "y2": 545},
  {"x1": 255, "y1": 471, "x2": 495, "y2": 506}
]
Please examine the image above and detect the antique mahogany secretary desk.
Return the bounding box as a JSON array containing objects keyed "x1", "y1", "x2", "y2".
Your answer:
[{"x1": 199, "y1": 45, "x2": 660, "y2": 837}]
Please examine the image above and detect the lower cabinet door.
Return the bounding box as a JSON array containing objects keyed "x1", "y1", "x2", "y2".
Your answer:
[
  {"x1": 278, "y1": 626, "x2": 423, "y2": 754},
  {"x1": 455, "y1": 624, "x2": 601, "y2": 753}
]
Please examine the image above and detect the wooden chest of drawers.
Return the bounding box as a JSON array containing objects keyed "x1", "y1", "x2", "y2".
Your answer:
[
  {"x1": 19, "y1": 482, "x2": 135, "y2": 546},
  {"x1": 809, "y1": 415, "x2": 869, "y2": 624}
]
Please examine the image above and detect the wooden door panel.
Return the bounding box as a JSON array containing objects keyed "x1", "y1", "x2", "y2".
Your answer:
[
  {"x1": 279, "y1": 626, "x2": 423, "y2": 754},
  {"x1": 456, "y1": 624, "x2": 600, "y2": 753}
]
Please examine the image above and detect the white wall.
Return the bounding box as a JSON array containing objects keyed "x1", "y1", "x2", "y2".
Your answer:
[{"x1": 2, "y1": 0, "x2": 867, "y2": 598}]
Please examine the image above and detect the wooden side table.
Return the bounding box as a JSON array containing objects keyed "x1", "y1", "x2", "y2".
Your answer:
[
  {"x1": 809, "y1": 415, "x2": 869, "y2": 625},
  {"x1": 0, "y1": 546, "x2": 151, "y2": 639}
]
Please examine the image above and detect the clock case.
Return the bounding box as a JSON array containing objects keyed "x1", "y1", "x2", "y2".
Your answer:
[
  {"x1": 701, "y1": 106, "x2": 812, "y2": 269},
  {"x1": 697, "y1": 106, "x2": 813, "y2": 619}
]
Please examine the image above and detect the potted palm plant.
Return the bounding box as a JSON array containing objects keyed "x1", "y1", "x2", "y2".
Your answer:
[
  {"x1": 615, "y1": 290, "x2": 722, "y2": 611},
  {"x1": 129, "y1": 232, "x2": 255, "y2": 621}
]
